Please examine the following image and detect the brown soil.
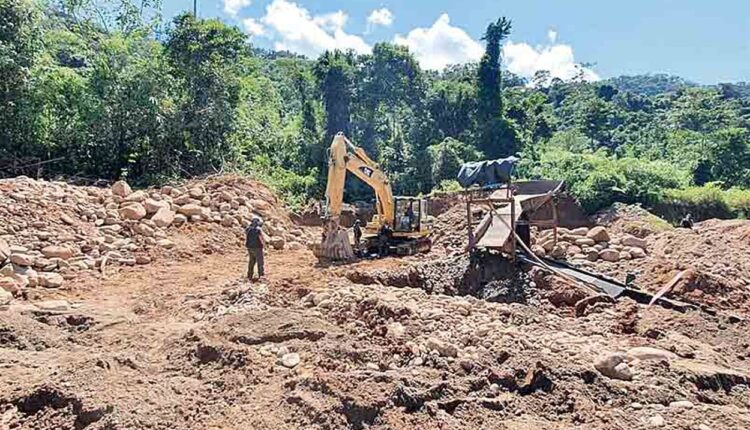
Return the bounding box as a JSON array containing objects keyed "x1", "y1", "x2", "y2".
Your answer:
[{"x1": 2, "y1": 193, "x2": 750, "y2": 430}]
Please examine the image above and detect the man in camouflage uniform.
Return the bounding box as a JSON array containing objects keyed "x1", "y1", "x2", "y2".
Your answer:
[{"x1": 245, "y1": 217, "x2": 266, "y2": 280}]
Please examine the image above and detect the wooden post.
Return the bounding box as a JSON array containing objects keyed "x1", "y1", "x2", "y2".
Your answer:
[
  {"x1": 509, "y1": 196, "x2": 516, "y2": 262},
  {"x1": 466, "y1": 196, "x2": 474, "y2": 251},
  {"x1": 552, "y1": 198, "x2": 559, "y2": 246}
]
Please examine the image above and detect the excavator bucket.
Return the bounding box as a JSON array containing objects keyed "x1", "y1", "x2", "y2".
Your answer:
[{"x1": 316, "y1": 218, "x2": 356, "y2": 261}]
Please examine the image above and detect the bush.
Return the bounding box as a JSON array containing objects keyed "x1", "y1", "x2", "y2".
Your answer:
[{"x1": 525, "y1": 148, "x2": 691, "y2": 212}]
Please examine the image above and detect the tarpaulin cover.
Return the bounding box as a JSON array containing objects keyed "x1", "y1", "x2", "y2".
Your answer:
[{"x1": 456, "y1": 157, "x2": 518, "y2": 188}]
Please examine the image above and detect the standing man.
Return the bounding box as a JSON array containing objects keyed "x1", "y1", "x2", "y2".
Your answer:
[
  {"x1": 353, "y1": 219, "x2": 362, "y2": 253},
  {"x1": 245, "y1": 217, "x2": 265, "y2": 280},
  {"x1": 378, "y1": 223, "x2": 392, "y2": 257}
]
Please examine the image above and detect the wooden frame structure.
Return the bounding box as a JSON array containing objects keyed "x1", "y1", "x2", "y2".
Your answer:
[{"x1": 465, "y1": 180, "x2": 564, "y2": 260}]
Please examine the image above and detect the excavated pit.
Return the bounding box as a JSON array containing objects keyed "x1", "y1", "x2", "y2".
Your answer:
[{"x1": 344, "y1": 253, "x2": 536, "y2": 304}]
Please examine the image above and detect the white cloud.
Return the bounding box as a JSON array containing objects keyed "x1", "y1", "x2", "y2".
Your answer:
[
  {"x1": 242, "y1": 18, "x2": 265, "y2": 36},
  {"x1": 367, "y1": 8, "x2": 393, "y2": 27},
  {"x1": 503, "y1": 40, "x2": 599, "y2": 83},
  {"x1": 260, "y1": 0, "x2": 370, "y2": 57},
  {"x1": 393, "y1": 13, "x2": 483, "y2": 70},
  {"x1": 223, "y1": 0, "x2": 251, "y2": 17}
]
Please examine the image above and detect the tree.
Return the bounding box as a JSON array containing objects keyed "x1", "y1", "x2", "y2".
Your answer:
[
  {"x1": 314, "y1": 50, "x2": 355, "y2": 144},
  {"x1": 0, "y1": 0, "x2": 40, "y2": 164},
  {"x1": 476, "y1": 17, "x2": 518, "y2": 159},
  {"x1": 166, "y1": 13, "x2": 246, "y2": 175}
]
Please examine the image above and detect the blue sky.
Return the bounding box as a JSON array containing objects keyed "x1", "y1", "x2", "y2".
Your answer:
[{"x1": 163, "y1": 0, "x2": 750, "y2": 84}]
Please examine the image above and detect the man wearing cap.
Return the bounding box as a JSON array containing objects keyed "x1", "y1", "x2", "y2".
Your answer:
[{"x1": 245, "y1": 217, "x2": 266, "y2": 280}]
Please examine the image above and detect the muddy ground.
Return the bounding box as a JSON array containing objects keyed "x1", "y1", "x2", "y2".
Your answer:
[{"x1": 2, "y1": 203, "x2": 750, "y2": 429}]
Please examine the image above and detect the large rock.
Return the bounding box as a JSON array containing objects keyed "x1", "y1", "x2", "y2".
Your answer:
[
  {"x1": 630, "y1": 247, "x2": 647, "y2": 259},
  {"x1": 177, "y1": 204, "x2": 206, "y2": 217},
  {"x1": 622, "y1": 235, "x2": 648, "y2": 249},
  {"x1": 587, "y1": 226, "x2": 610, "y2": 243},
  {"x1": 10, "y1": 253, "x2": 34, "y2": 267},
  {"x1": 0, "y1": 277, "x2": 21, "y2": 294},
  {"x1": 35, "y1": 300, "x2": 70, "y2": 312},
  {"x1": 599, "y1": 249, "x2": 620, "y2": 262},
  {"x1": 41, "y1": 245, "x2": 74, "y2": 260},
  {"x1": 119, "y1": 203, "x2": 147, "y2": 220},
  {"x1": 144, "y1": 198, "x2": 169, "y2": 214},
  {"x1": 0, "y1": 239, "x2": 10, "y2": 264},
  {"x1": 151, "y1": 207, "x2": 176, "y2": 228},
  {"x1": 269, "y1": 236, "x2": 286, "y2": 250},
  {"x1": 425, "y1": 337, "x2": 458, "y2": 358},
  {"x1": 0, "y1": 289, "x2": 11, "y2": 306},
  {"x1": 594, "y1": 352, "x2": 633, "y2": 380},
  {"x1": 626, "y1": 347, "x2": 677, "y2": 362},
  {"x1": 38, "y1": 272, "x2": 64, "y2": 288},
  {"x1": 124, "y1": 190, "x2": 147, "y2": 202},
  {"x1": 112, "y1": 180, "x2": 132, "y2": 197},
  {"x1": 279, "y1": 352, "x2": 300, "y2": 368}
]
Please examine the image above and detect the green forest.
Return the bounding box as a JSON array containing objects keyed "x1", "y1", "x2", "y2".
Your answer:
[{"x1": 2, "y1": 0, "x2": 750, "y2": 218}]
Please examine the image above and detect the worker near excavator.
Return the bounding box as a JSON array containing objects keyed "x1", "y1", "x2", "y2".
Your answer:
[
  {"x1": 245, "y1": 217, "x2": 265, "y2": 280},
  {"x1": 378, "y1": 223, "x2": 392, "y2": 257},
  {"x1": 353, "y1": 219, "x2": 362, "y2": 252}
]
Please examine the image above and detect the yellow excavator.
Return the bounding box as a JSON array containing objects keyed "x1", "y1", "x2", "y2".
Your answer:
[{"x1": 317, "y1": 132, "x2": 432, "y2": 261}]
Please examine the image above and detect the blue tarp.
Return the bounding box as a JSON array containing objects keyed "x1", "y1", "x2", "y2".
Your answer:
[{"x1": 456, "y1": 157, "x2": 519, "y2": 188}]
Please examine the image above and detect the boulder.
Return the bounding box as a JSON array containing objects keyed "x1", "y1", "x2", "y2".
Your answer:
[
  {"x1": 594, "y1": 352, "x2": 633, "y2": 380},
  {"x1": 124, "y1": 190, "x2": 147, "y2": 202},
  {"x1": 221, "y1": 214, "x2": 238, "y2": 227},
  {"x1": 0, "y1": 238, "x2": 11, "y2": 264},
  {"x1": 575, "y1": 238, "x2": 596, "y2": 247},
  {"x1": 35, "y1": 300, "x2": 70, "y2": 312},
  {"x1": 188, "y1": 187, "x2": 205, "y2": 198},
  {"x1": 157, "y1": 239, "x2": 176, "y2": 249},
  {"x1": 587, "y1": 226, "x2": 610, "y2": 243},
  {"x1": 531, "y1": 245, "x2": 546, "y2": 258},
  {"x1": 132, "y1": 223, "x2": 155, "y2": 237},
  {"x1": 569, "y1": 227, "x2": 589, "y2": 236},
  {"x1": 119, "y1": 203, "x2": 147, "y2": 221},
  {"x1": 144, "y1": 198, "x2": 169, "y2": 214},
  {"x1": 599, "y1": 249, "x2": 620, "y2": 262},
  {"x1": 619, "y1": 251, "x2": 632, "y2": 260},
  {"x1": 626, "y1": 347, "x2": 677, "y2": 362},
  {"x1": 10, "y1": 253, "x2": 34, "y2": 267},
  {"x1": 550, "y1": 244, "x2": 567, "y2": 259},
  {"x1": 425, "y1": 337, "x2": 458, "y2": 358},
  {"x1": 177, "y1": 204, "x2": 205, "y2": 217},
  {"x1": 622, "y1": 235, "x2": 648, "y2": 249},
  {"x1": 566, "y1": 245, "x2": 582, "y2": 256},
  {"x1": 0, "y1": 277, "x2": 21, "y2": 294},
  {"x1": 279, "y1": 352, "x2": 300, "y2": 368},
  {"x1": 151, "y1": 207, "x2": 176, "y2": 228},
  {"x1": 38, "y1": 272, "x2": 64, "y2": 288},
  {"x1": 41, "y1": 245, "x2": 74, "y2": 260},
  {"x1": 630, "y1": 247, "x2": 647, "y2": 259},
  {"x1": 269, "y1": 237, "x2": 286, "y2": 250},
  {"x1": 586, "y1": 249, "x2": 599, "y2": 262},
  {"x1": 0, "y1": 289, "x2": 11, "y2": 306},
  {"x1": 112, "y1": 180, "x2": 132, "y2": 197}
]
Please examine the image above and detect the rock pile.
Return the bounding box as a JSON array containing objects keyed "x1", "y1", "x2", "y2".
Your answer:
[
  {"x1": 0, "y1": 175, "x2": 306, "y2": 299},
  {"x1": 531, "y1": 226, "x2": 649, "y2": 263}
]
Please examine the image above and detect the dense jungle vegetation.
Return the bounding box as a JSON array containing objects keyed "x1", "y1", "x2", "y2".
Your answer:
[{"x1": 2, "y1": 0, "x2": 750, "y2": 217}]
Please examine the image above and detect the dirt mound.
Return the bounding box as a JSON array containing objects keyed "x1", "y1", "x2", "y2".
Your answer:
[
  {"x1": 593, "y1": 202, "x2": 674, "y2": 238},
  {"x1": 0, "y1": 174, "x2": 315, "y2": 301},
  {"x1": 583, "y1": 213, "x2": 750, "y2": 311}
]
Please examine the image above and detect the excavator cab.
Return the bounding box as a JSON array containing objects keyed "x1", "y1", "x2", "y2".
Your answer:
[{"x1": 393, "y1": 197, "x2": 426, "y2": 233}]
